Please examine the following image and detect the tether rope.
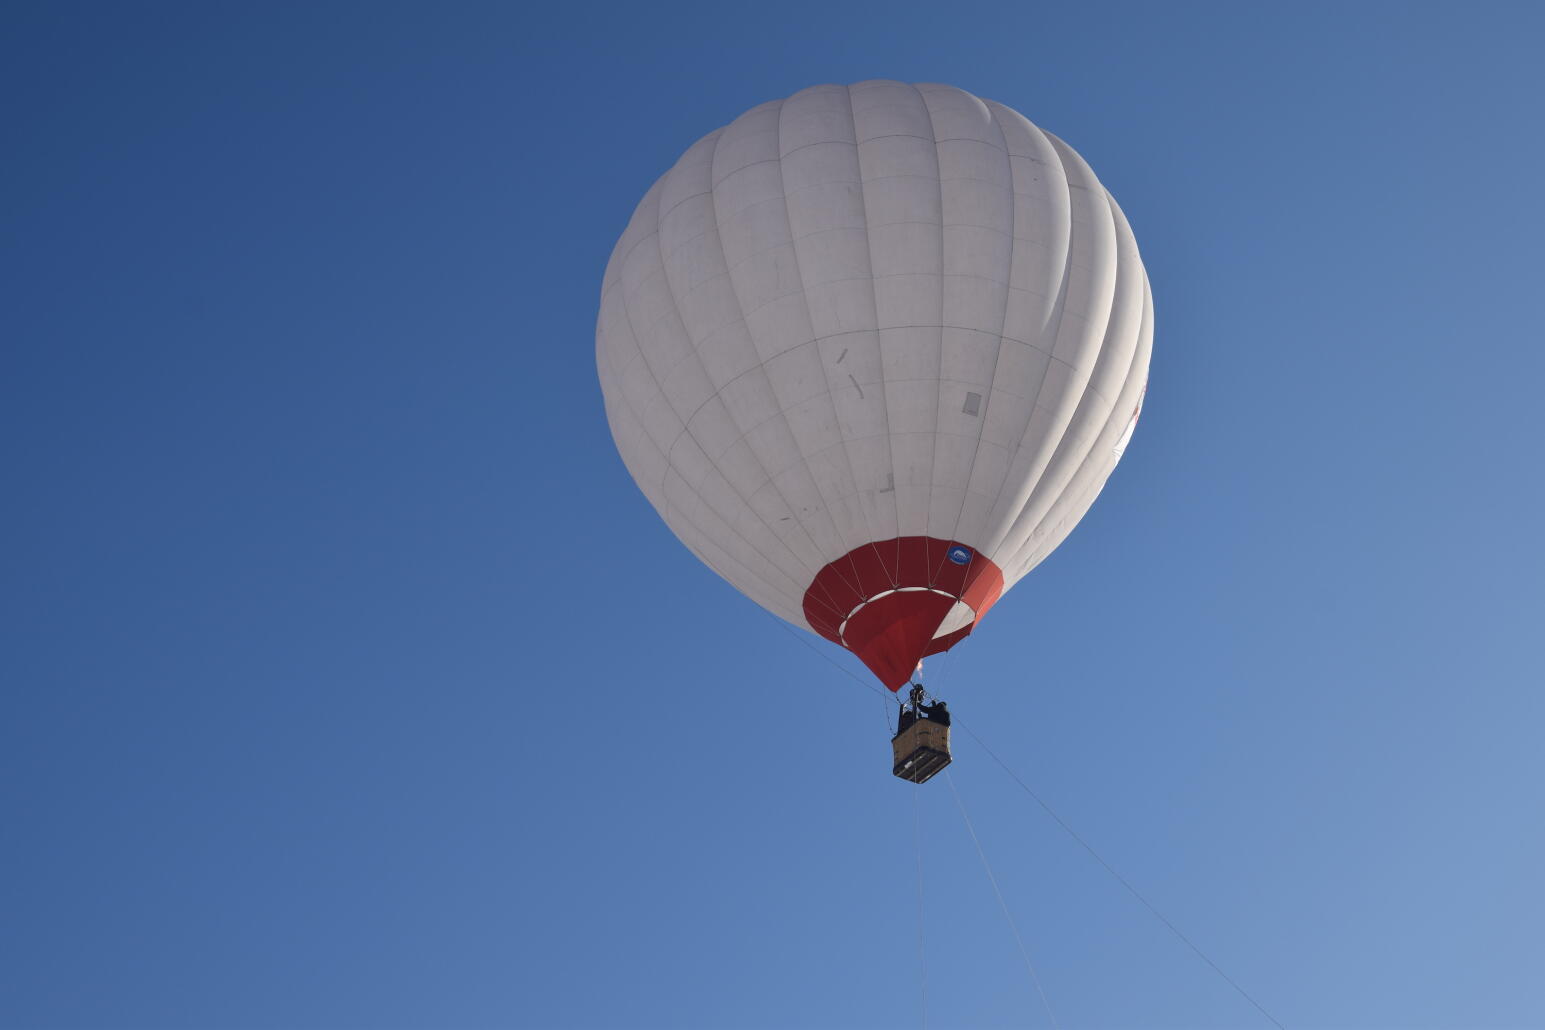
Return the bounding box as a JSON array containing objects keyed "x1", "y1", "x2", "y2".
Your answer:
[
  {"x1": 764, "y1": 611, "x2": 1284, "y2": 1029},
  {"x1": 914, "y1": 787, "x2": 928, "y2": 1030},
  {"x1": 945, "y1": 770, "x2": 1059, "y2": 1029},
  {"x1": 956, "y1": 723, "x2": 1286, "y2": 1030}
]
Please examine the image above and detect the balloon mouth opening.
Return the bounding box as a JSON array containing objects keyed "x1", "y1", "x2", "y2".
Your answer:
[{"x1": 841, "y1": 589, "x2": 975, "y2": 690}]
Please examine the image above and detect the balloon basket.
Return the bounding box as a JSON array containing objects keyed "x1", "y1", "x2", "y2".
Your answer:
[{"x1": 892, "y1": 719, "x2": 951, "y2": 784}]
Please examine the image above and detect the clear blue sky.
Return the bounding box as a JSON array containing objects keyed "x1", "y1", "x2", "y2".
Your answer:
[{"x1": 4, "y1": 2, "x2": 1544, "y2": 1028}]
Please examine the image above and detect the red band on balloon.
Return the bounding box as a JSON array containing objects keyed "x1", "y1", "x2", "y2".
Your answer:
[{"x1": 801, "y1": 537, "x2": 1004, "y2": 690}]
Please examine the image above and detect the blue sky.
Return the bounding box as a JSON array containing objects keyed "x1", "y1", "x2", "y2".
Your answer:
[{"x1": 4, "y1": 2, "x2": 1544, "y2": 1028}]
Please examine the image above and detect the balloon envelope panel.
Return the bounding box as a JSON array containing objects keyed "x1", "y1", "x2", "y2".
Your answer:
[{"x1": 596, "y1": 81, "x2": 1151, "y2": 688}]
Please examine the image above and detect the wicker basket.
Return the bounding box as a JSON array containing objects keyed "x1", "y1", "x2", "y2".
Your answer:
[{"x1": 892, "y1": 718, "x2": 951, "y2": 784}]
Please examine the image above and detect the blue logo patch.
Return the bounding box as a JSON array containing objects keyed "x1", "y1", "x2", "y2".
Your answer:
[{"x1": 947, "y1": 546, "x2": 973, "y2": 566}]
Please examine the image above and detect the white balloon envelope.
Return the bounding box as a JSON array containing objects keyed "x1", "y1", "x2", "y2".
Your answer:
[{"x1": 596, "y1": 81, "x2": 1151, "y2": 689}]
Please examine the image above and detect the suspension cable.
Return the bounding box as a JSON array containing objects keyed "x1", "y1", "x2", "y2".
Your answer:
[
  {"x1": 956, "y1": 723, "x2": 1286, "y2": 1030},
  {"x1": 764, "y1": 610, "x2": 1284, "y2": 1029},
  {"x1": 768, "y1": 615, "x2": 888, "y2": 696},
  {"x1": 945, "y1": 770, "x2": 1059, "y2": 1029},
  {"x1": 766, "y1": 615, "x2": 894, "y2": 736},
  {"x1": 914, "y1": 788, "x2": 928, "y2": 1030}
]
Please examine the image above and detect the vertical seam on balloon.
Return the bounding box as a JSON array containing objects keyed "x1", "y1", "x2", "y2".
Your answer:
[
  {"x1": 772, "y1": 96, "x2": 885, "y2": 601},
  {"x1": 606, "y1": 218, "x2": 809, "y2": 619},
  {"x1": 1004, "y1": 257, "x2": 1151, "y2": 578},
  {"x1": 1003, "y1": 340, "x2": 1134, "y2": 576},
  {"x1": 704, "y1": 108, "x2": 870, "y2": 607},
  {"x1": 648, "y1": 275, "x2": 821, "y2": 608},
  {"x1": 928, "y1": 94, "x2": 1017, "y2": 592},
  {"x1": 975, "y1": 119, "x2": 1078, "y2": 557},
  {"x1": 674, "y1": 510, "x2": 816, "y2": 627},
  {"x1": 835, "y1": 93, "x2": 904, "y2": 591},
  {"x1": 910, "y1": 82, "x2": 946, "y2": 583},
  {"x1": 846, "y1": 84, "x2": 905, "y2": 587},
  {"x1": 991, "y1": 136, "x2": 1120, "y2": 561},
  {"x1": 645, "y1": 137, "x2": 832, "y2": 614},
  {"x1": 966, "y1": 110, "x2": 1064, "y2": 512},
  {"x1": 832, "y1": 87, "x2": 901, "y2": 590},
  {"x1": 1007, "y1": 190, "x2": 1144, "y2": 571},
  {"x1": 691, "y1": 134, "x2": 840, "y2": 597},
  {"x1": 751, "y1": 99, "x2": 866, "y2": 603}
]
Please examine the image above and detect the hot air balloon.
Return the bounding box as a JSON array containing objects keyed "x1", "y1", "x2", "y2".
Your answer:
[{"x1": 596, "y1": 81, "x2": 1151, "y2": 712}]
